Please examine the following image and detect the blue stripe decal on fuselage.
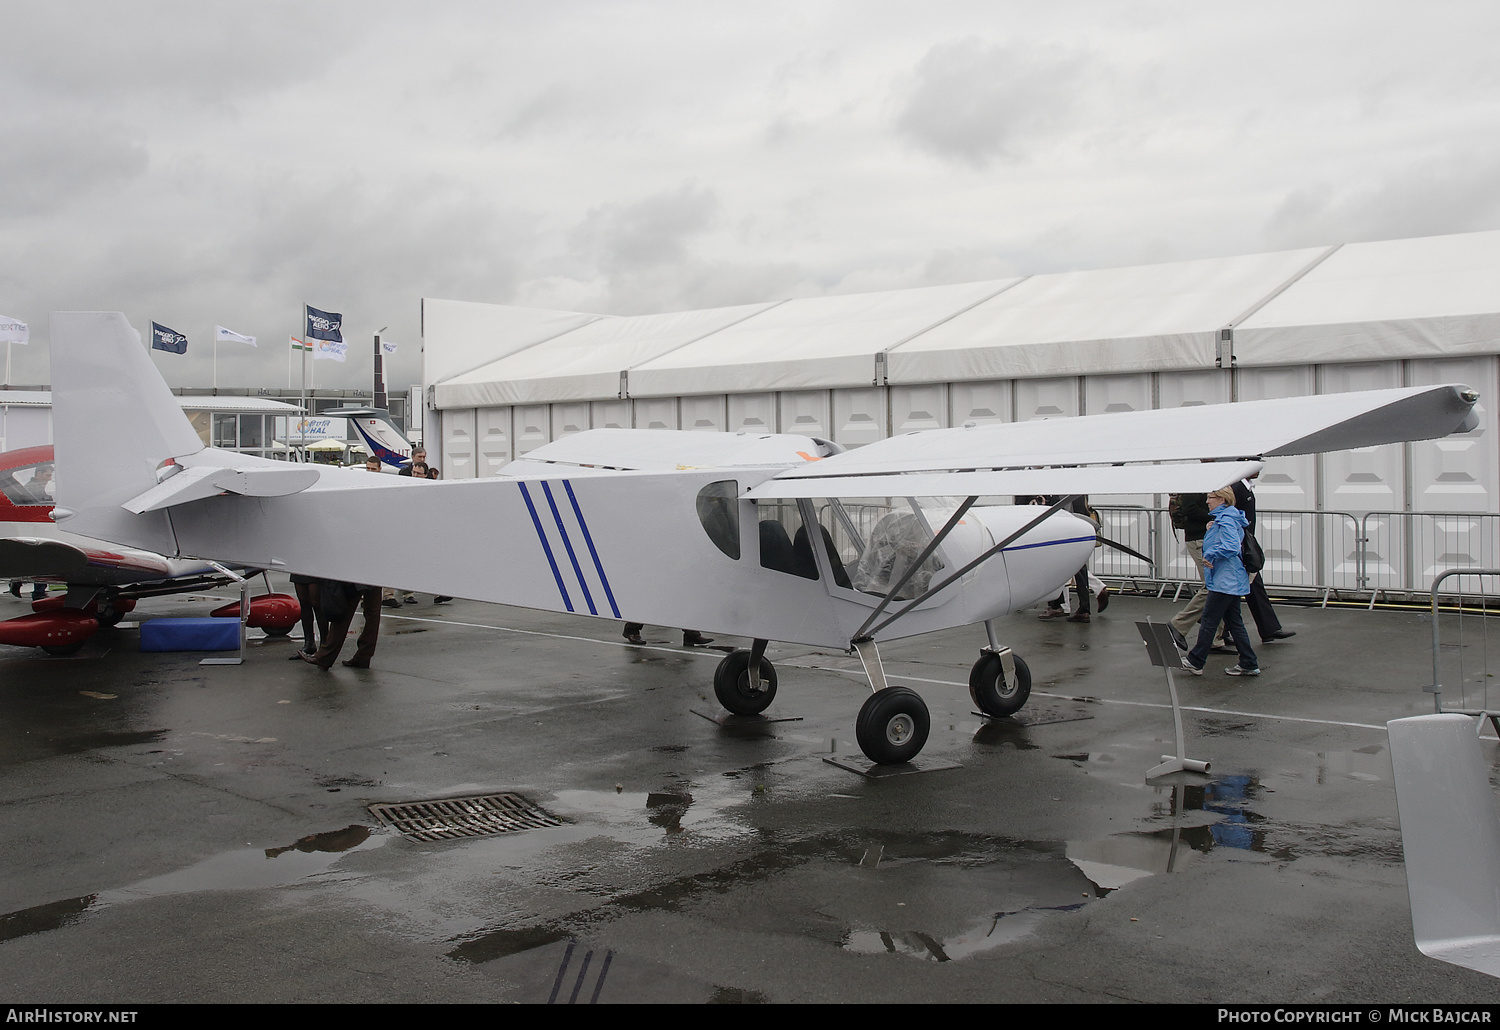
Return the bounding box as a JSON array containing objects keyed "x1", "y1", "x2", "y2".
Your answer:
[
  {"x1": 518, "y1": 482, "x2": 573, "y2": 612},
  {"x1": 541, "y1": 481, "x2": 597, "y2": 616},
  {"x1": 563, "y1": 480, "x2": 621, "y2": 618},
  {"x1": 1001, "y1": 535, "x2": 1099, "y2": 553}
]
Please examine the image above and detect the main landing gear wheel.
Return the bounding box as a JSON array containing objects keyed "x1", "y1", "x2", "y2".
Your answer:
[
  {"x1": 42, "y1": 641, "x2": 86, "y2": 657},
  {"x1": 856, "y1": 686, "x2": 930, "y2": 765},
  {"x1": 968, "y1": 652, "x2": 1031, "y2": 718},
  {"x1": 713, "y1": 649, "x2": 778, "y2": 715}
]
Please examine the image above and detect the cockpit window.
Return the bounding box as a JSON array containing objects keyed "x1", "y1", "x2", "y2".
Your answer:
[
  {"x1": 757, "y1": 500, "x2": 820, "y2": 580},
  {"x1": 0, "y1": 462, "x2": 55, "y2": 506},
  {"x1": 812, "y1": 497, "x2": 946, "y2": 599},
  {"x1": 696, "y1": 481, "x2": 741, "y2": 560}
]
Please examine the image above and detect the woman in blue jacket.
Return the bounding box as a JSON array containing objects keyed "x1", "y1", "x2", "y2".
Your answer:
[{"x1": 1181, "y1": 487, "x2": 1260, "y2": 676}]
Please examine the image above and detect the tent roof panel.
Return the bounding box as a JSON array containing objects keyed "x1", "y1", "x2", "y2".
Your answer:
[
  {"x1": 885, "y1": 248, "x2": 1326, "y2": 382},
  {"x1": 626, "y1": 279, "x2": 1014, "y2": 394},
  {"x1": 422, "y1": 296, "x2": 599, "y2": 388}
]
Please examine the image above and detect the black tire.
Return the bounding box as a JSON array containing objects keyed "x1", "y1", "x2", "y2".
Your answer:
[
  {"x1": 42, "y1": 641, "x2": 86, "y2": 657},
  {"x1": 968, "y1": 652, "x2": 1031, "y2": 718},
  {"x1": 95, "y1": 596, "x2": 127, "y2": 628},
  {"x1": 713, "y1": 650, "x2": 778, "y2": 715},
  {"x1": 855, "y1": 686, "x2": 930, "y2": 765},
  {"x1": 262, "y1": 625, "x2": 293, "y2": 638}
]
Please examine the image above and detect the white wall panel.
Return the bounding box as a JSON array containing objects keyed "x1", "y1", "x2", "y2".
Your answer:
[
  {"x1": 1237, "y1": 367, "x2": 1320, "y2": 585},
  {"x1": 1157, "y1": 369, "x2": 1231, "y2": 409},
  {"x1": 681, "y1": 394, "x2": 727, "y2": 433},
  {"x1": 779, "y1": 390, "x2": 829, "y2": 438},
  {"x1": 1083, "y1": 373, "x2": 1153, "y2": 518},
  {"x1": 633, "y1": 397, "x2": 679, "y2": 431},
  {"x1": 441, "y1": 408, "x2": 475, "y2": 480},
  {"x1": 1015, "y1": 377, "x2": 1079, "y2": 422},
  {"x1": 1409, "y1": 356, "x2": 1497, "y2": 514},
  {"x1": 550, "y1": 401, "x2": 590, "y2": 440},
  {"x1": 949, "y1": 381, "x2": 1012, "y2": 426},
  {"x1": 832, "y1": 387, "x2": 886, "y2": 447},
  {"x1": 891, "y1": 384, "x2": 947, "y2": 434},
  {"x1": 475, "y1": 406, "x2": 512, "y2": 478},
  {"x1": 515, "y1": 404, "x2": 550, "y2": 456},
  {"x1": 728, "y1": 393, "x2": 775, "y2": 433},
  {"x1": 1408, "y1": 356, "x2": 1500, "y2": 587},
  {"x1": 591, "y1": 399, "x2": 631, "y2": 430},
  {"x1": 1319, "y1": 362, "x2": 1405, "y2": 517}
]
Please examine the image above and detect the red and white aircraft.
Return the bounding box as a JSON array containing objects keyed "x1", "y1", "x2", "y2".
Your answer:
[{"x1": 0, "y1": 444, "x2": 298, "y2": 654}]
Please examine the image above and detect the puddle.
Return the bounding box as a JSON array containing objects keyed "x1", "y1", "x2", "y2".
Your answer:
[{"x1": 0, "y1": 825, "x2": 384, "y2": 942}]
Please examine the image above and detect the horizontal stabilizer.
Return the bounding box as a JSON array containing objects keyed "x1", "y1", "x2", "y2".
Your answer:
[
  {"x1": 746, "y1": 460, "x2": 1264, "y2": 500},
  {"x1": 123, "y1": 465, "x2": 321, "y2": 514}
]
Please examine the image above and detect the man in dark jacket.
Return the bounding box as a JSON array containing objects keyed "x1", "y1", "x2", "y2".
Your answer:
[{"x1": 1230, "y1": 476, "x2": 1296, "y2": 644}]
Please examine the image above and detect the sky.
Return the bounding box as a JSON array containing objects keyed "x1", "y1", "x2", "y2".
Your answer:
[{"x1": 3, "y1": 0, "x2": 1499, "y2": 392}]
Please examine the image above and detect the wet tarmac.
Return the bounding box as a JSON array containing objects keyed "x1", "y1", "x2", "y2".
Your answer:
[{"x1": 1, "y1": 583, "x2": 1497, "y2": 1004}]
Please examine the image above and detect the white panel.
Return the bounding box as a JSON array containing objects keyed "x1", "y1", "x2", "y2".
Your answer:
[
  {"x1": 1408, "y1": 356, "x2": 1500, "y2": 588},
  {"x1": 832, "y1": 387, "x2": 886, "y2": 447},
  {"x1": 476, "y1": 406, "x2": 512, "y2": 478},
  {"x1": 1084, "y1": 373, "x2": 1152, "y2": 511},
  {"x1": 1015, "y1": 377, "x2": 1079, "y2": 422},
  {"x1": 1409, "y1": 356, "x2": 1497, "y2": 514},
  {"x1": 1236, "y1": 366, "x2": 1319, "y2": 586},
  {"x1": 948, "y1": 381, "x2": 1012, "y2": 426},
  {"x1": 728, "y1": 393, "x2": 776, "y2": 433},
  {"x1": 1158, "y1": 369, "x2": 1231, "y2": 409},
  {"x1": 1319, "y1": 362, "x2": 1404, "y2": 516},
  {"x1": 515, "y1": 404, "x2": 550, "y2": 456},
  {"x1": 590, "y1": 399, "x2": 630, "y2": 430},
  {"x1": 778, "y1": 390, "x2": 829, "y2": 438},
  {"x1": 681, "y1": 394, "x2": 727, "y2": 433},
  {"x1": 633, "y1": 397, "x2": 679, "y2": 431},
  {"x1": 442, "y1": 408, "x2": 475, "y2": 480},
  {"x1": 891, "y1": 384, "x2": 947, "y2": 434},
  {"x1": 550, "y1": 401, "x2": 590, "y2": 440},
  {"x1": 1236, "y1": 367, "x2": 1316, "y2": 510}
]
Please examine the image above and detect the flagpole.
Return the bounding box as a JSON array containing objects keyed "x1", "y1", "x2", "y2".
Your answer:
[{"x1": 300, "y1": 306, "x2": 308, "y2": 460}]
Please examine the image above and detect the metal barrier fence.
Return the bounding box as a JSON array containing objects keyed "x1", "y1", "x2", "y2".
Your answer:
[
  {"x1": 1093, "y1": 507, "x2": 1500, "y2": 602},
  {"x1": 1429, "y1": 569, "x2": 1500, "y2": 718}
]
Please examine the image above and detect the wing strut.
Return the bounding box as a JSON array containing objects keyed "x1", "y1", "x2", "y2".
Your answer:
[{"x1": 852, "y1": 494, "x2": 1080, "y2": 645}]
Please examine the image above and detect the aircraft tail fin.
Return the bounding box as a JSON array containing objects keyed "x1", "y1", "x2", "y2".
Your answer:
[{"x1": 50, "y1": 312, "x2": 204, "y2": 552}]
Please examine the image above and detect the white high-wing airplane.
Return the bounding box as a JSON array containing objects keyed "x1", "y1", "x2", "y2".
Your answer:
[{"x1": 48, "y1": 312, "x2": 1480, "y2": 765}]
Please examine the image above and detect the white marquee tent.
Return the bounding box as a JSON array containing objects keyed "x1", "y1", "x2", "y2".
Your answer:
[{"x1": 421, "y1": 229, "x2": 1500, "y2": 593}]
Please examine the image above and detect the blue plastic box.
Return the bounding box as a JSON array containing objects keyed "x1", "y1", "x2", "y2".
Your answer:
[{"x1": 139, "y1": 617, "x2": 240, "y2": 652}]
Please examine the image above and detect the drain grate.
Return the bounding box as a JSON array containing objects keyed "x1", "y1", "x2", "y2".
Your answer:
[{"x1": 369, "y1": 792, "x2": 563, "y2": 842}]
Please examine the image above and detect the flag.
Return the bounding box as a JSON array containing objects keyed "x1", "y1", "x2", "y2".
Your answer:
[
  {"x1": 215, "y1": 325, "x2": 256, "y2": 347},
  {"x1": 291, "y1": 336, "x2": 311, "y2": 351},
  {"x1": 151, "y1": 322, "x2": 188, "y2": 354},
  {"x1": 0, "y1": 316, "x2": 28, "y2": 344},
  {"x1": 381, "y1": 339, "x2": 397, "y2": 355},
  {"x1": 313, "y1": 338, "x2": 347, "y2": 363},
  {"x1": 305, "y1": 305, "x2": 342, "y2": 343}
]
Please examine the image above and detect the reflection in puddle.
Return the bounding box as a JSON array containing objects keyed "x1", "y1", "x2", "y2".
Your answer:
[{"x1": 0, "y1": 825, "x2": 384, "y2": 941}]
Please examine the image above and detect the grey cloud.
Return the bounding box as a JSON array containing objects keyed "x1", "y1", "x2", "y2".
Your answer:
[
  {"x1": 894, "y1": 37, "x2": 1094, "y2": 167},
  {"x1": 1263, "y1": 153, "x2": 1500, "y2": 249},
  {"x1": 0, "y1": 119, "x2": 148, "y2": 217},
  {"x1": 568, "y1": 183, "x2": 719, "y2": 275}
]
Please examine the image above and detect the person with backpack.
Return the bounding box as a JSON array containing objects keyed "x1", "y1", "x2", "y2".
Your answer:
[
  {"x1": 1230, "y1": 476, "x2": 1295, "y2": 644},
  {"x1": 1180, "y1": 487, "x2": 1260, "y2": 677}
]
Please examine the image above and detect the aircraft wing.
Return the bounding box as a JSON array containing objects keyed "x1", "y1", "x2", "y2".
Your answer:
[
  {"x1": 748, "y1": 384, "x2": 1477, "y2": 499},
  {"x1": 0, "y1": 536, "x2": 172, "y2": 583}
]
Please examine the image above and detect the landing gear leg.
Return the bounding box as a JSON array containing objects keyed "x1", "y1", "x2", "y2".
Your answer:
[
  {"x1": 969, "y1": 619, "x2": 1032, "y2": 718},
  {"x1": 852, "y1": 639, "x2": 930, "y2": 765}
]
